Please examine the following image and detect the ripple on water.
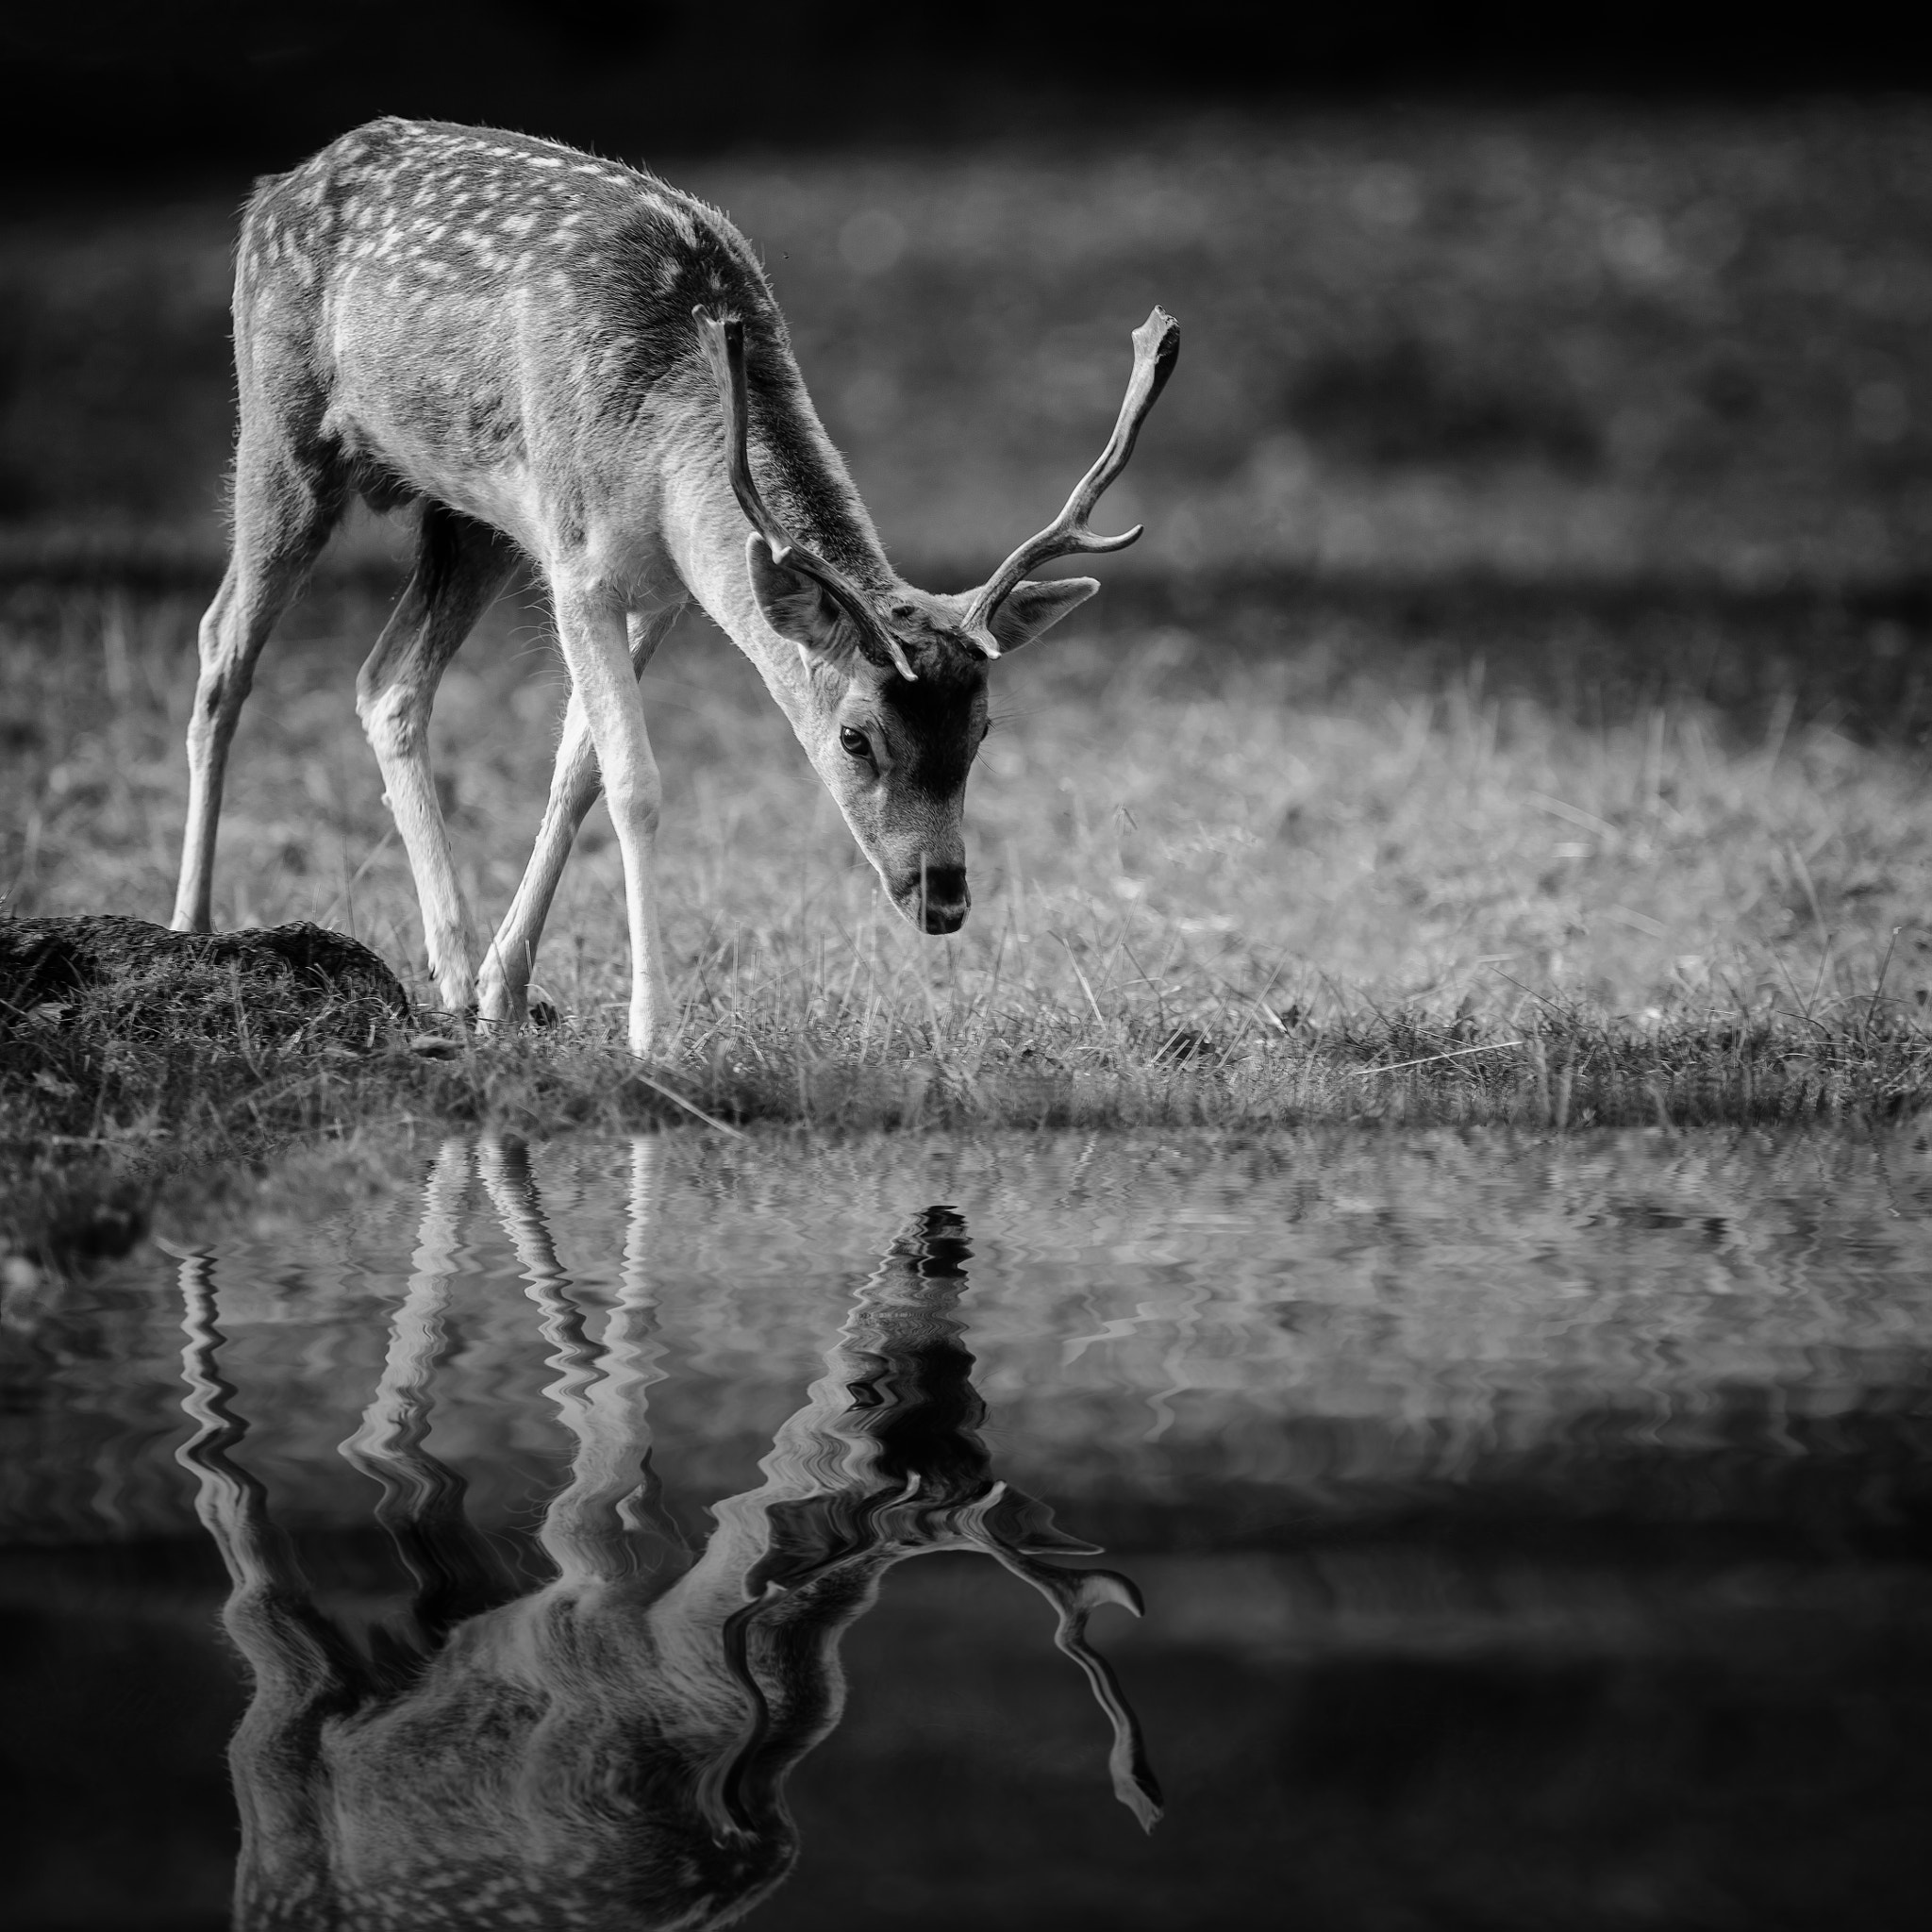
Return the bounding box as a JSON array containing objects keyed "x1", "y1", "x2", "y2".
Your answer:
[
  {"x1": 6, "y1": 1125, "x2": 1932, "y2": 1549},
  {"x1": 6, "y1": 1124, "x2": 1932, "y2": 1929}
]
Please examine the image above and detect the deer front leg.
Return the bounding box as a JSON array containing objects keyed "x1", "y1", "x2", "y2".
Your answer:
[
  {"x1": 478, "y1": 603, "x2": 680, "y2": 1031},
  {"x1": 545, "y1": 580, "x2": 673, "y2": 1056}
]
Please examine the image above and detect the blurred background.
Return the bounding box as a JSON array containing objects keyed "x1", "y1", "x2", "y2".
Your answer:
[{"x1": 4, "y1": 2, "x2": 1932, "y2": 605}]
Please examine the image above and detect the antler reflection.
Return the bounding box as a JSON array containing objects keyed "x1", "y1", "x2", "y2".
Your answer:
[{"x1": 176, "y1": 1137, "x2": 1158, "y2": 1931}]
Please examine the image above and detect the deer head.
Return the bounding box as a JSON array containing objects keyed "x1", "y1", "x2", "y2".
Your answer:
[{"x1": 694, "y1": 305, "x2": 1180, "y2": 935}]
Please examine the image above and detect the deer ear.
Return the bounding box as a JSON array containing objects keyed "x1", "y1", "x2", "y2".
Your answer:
[
  {"x1": 746, "y1": 531, "x2": 848, "y2": 656},
  {"x1": 987, "y1": 577, "x2": 1099, "y2": 654}
]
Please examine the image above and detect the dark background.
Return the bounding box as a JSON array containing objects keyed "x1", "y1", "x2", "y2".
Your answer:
[
  {"x1": 5, "y1": 2, "x2": 1929, "y2": 177},
  {"x1": 7, "y1": 11, "x2": 1932, "y2": 611},
  {"x1": 6, "y1": 7, "x2": 1932, "y2": 837}
]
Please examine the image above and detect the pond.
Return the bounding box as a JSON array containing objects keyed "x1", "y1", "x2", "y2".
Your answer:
[{"x1": 5, "y1": 1127, "x2": 1931, "y2": 1931}]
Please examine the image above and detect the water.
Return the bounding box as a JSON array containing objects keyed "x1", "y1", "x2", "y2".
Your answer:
[{"x1": 5, "y1": 1127, "x2": 1931, "y2": 1930}]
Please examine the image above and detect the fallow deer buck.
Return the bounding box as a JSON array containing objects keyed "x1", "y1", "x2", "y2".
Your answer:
[
  {"x1": 175, "y1": 1139, "x2": 1158, "y2": 1928},
  {"x1": 171, "y1": 118, "x2": 1179, "y2": 1052}
]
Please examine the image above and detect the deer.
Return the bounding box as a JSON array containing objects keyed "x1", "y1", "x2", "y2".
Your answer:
[
  {"x1": 174, "y1": 1135, "x2": 1160, "y2": 1929},
  {"x1": 169, "y1": 117, "x2": 1179, "y2": 1053}
]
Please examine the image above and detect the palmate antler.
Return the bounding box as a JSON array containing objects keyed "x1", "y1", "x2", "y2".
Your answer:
[
  {"x1": 693, "y1": 307, "x2": 920, "y2": 682},
  {"x1": 958, "y1": 306, "x2": 1181, "y2": 658},
  {"x1": 695, "y1": 302, "x2": 1179, "y2": 677},
  {"x1": 713, "y1": 1474, "x2": 1164, "y2": 1838}
]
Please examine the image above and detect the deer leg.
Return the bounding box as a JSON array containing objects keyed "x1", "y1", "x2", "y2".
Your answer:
[
  {"x1": 340, "y1": 1140, "x2": 514, "y2": 1642},
  {"x1": 172, "y1": 439, "x2": 343, "y2": 933},
  {"x1": 175, "y1": 1248, "x2": 361, "y2": 1707},
  {"x1": 544, "y1": 579, "x2": 672, "y2": 1055},
  {"x1": 478, "y1": 601, "x2": 681, "y2": 1030},
  {"x1": 474, "y1": 1132, "x2": 679, "y2": 1580},
  {"x1": 523, "y1": 1135, "x2": 683, "y2": 1586},
  {"x1": 355, "y1": 503, "x2": 519, "y2": 1013}
]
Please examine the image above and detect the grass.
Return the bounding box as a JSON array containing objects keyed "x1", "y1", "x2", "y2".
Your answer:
[
  {"x1": 4, "y1": 572, "x2": 1930, "y2": 1260},
  {"x1": 7, "y1": 102, "x2": 1932, "y2": 1252}
]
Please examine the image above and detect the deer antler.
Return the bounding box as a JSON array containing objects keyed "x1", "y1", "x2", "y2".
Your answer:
[
  {"x1": 692, "y1": 307, "x2": 918, "y2": 682},
  {"x1": 958, "y1": 307, "x2": 1181, "y2": 656}
]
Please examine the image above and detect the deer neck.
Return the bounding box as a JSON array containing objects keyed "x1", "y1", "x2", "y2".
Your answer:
[{"x1": 658, "y1": 379, "x2": 895, "y2": 726}]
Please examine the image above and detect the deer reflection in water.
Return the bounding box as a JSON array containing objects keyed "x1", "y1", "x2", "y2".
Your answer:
[{"x1": 175, "y1": 1137, "x2": 1159, "y2": 1930}]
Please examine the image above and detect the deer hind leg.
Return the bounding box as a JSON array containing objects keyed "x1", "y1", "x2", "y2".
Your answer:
[
  {"x1": 355, "y1": 502, "x2": 519, "y2": 1014},
  {"x1": 340, "y1": 1141, "x2": 515, "y2": 1642},
  {"x1": 520, "y1": 1136, "x2": 683, "y2": 1586},
  {"x1": 175, "y1": 1248, "x2": 361, "y2": 1710},
  {"x1": 172, "y1": 434, "x2": 345, "y2": 933},
  {"x1": 478, "y1": 598, "x2": 681, "y2": 1038}
]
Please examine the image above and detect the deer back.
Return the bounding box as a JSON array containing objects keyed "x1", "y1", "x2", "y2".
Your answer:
[{"x1": 239, "y1": 116, "x2": 890, "y2": 598}]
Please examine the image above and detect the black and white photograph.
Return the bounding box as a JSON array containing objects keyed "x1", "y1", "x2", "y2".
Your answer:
[{"x1": 4, "y1": 8, "x2": 1931, "y2": 1928}]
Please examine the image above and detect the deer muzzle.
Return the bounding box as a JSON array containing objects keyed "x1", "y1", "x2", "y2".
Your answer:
[{"x1": 893, "y1": 861, "x2": 969, "y2": 935}]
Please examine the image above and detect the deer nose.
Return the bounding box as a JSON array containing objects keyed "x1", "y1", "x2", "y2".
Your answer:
[{"x1": 905, "y1": 863, "x2": 968, "y2": 934}]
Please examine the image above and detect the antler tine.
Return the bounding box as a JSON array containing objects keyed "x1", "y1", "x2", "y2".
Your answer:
[
  {"x1": 691, "y1": 306, "x2": 918, "y2": 682},
  {"x1": 960, "y1": 307, "x2": 1180, "y2": 647}
]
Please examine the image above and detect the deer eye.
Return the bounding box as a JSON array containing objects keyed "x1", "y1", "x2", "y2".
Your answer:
[{"x1": 839, "y1": 725, "x2": 874, "y2": 763}]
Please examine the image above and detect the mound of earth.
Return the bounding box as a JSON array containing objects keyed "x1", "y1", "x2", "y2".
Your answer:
[{"x1": 0, "y1": 916, "x2": 411, "y2": 1036}]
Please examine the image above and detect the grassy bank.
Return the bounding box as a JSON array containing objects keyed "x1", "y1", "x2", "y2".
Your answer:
[
  {"x1": 4, "y1": 573, "x2": 1930, "y2": 1257},
  {"x1": 7, "y1": 100, "x2": 1932, "y2": 1241}
]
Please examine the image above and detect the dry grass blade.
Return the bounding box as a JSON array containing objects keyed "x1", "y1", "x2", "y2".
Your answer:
[{"x1": 1348, "y1": 1041, "x2": 1525, "y2": 1078}]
